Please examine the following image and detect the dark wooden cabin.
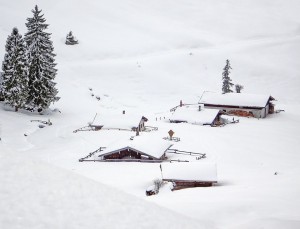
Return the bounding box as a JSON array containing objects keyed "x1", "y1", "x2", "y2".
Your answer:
[
  {"x1": 199, "y1": 92, "x2": 275, "y2": 118},
  {"x1": 99, "y1": 146, "x2": 166, "y2": 161},
  {"x1": 98, "y1": 136, "x2": 173, "y2": 162}
]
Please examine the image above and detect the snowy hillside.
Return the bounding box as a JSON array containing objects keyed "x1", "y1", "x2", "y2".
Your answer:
[
  {"x1": 0, "y1": 148, "x2": 205, "y2": 229},
  {"x1": 1, "y1": 0, "x2": 300, "y2": 228}
]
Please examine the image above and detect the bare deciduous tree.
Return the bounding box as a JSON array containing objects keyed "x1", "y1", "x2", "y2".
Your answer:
[{"x1": 235, "y1": 84, "x2": 244, "y2": 93}]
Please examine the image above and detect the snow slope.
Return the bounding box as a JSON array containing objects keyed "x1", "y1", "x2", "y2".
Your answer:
[
  {"x1": 0, "y1": 148, "x2": 206, "y2": 229},
  {"x1": 1, "y1": 0, "x2": 300, "y2": 228}
]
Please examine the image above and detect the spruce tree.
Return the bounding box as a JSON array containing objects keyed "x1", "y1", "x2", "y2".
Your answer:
[
  {"x1": 1, "y1": 27, "x2": 28, "y2": 111},
  {"x1": 25, "y1": 5, "x2": 59, "y2": 112},
  {"x1": 222, "y1": 59, "x2": 234, "y2": 94},
  {"x1": 65, "y1": 31, "x2": 78, "y2": 45},
  {"x1": 0, "y1": 72, "x2": 3, "y2": 101}
]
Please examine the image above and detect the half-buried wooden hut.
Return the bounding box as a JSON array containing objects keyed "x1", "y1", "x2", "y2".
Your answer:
[
  {"x1": 161, "y1": 162, "x2": 217, "y2": 190},
  {"x1": 98, "y1": 134, "x2": 173, "y2": 162}
]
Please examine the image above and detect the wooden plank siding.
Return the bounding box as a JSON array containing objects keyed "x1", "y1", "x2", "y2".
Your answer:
[
  {"x1": 163, "y1": 179, "x2": 216, "y2": 191},
  {"x1": 204, "y1": 104, "x2": 263, "y2": 110},
  {"x1": 104, "y1": 149, "x2": 145, "y2": 160},
  {"x1": 201, "y1": 96, "x2": 275, "y2": 118},
  {"x1": 99, "y1": 147, "x2": 167, "y2": 161}
]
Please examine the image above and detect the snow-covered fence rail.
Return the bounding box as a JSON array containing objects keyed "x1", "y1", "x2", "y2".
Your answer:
[
  {"x1": 170, "y1": 103, "x2": 198, "y2": 112},
  {"x1": 79, "y1": 158, "x2": 191, "y2": 163},
  {"x1": 169, "y1": 159, "x2": 190, "y2": 163},
  {"x1": 73, "y1": 125, "x2": 103, "y2": 133},
  {"x1": 74, "y1": 125, "x2": 134, "y2": 133},
  {"x1": 82, "y1": 159, "x2": 164, "y2": 163},
  {"x1": 31, "y1": 119, "x2": 52, "y2": 126},
  {"x1": 144, "y1": 126, "x2": 158, "y2": 132},
  {"x1": 101, "y1": 128, "x2": 132, "y2": 131},
  {"x1": 163, "y1": 137, "x2": 181, "y2": 142},
  {"x1": 79, "y1": 147, "x2": 106, "y2": 162},
  {"x1": 167, "y1": 149, "x2": 206, "y2": 159}
]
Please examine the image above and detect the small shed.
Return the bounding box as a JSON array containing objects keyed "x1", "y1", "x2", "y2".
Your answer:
[
  {"x1": 161, "y1": 162, "x2": 217, "y2": 190},
  {"x1": 199, "y1": 92, "x2": 275, "y2": 118},
  {"x1": 98, "y1": 135, "x2": 173, "y2": 162},
  {"x1": 169, "y1": 105, "x2": 222, "y2": 126}
]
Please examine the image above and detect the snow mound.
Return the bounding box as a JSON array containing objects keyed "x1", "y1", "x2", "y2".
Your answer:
[{"x1": 0, "y1": 151, "x2": 209, "y2": 229}]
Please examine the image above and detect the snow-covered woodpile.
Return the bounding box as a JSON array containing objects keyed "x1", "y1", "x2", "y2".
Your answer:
[{"x1": 227, "y1": 110, "x2": 254, "y2": 117}]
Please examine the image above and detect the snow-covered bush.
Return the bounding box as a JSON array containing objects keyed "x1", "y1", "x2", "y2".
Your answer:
[{"x1": 146, "y1": 179, "x2": 164, "y2": 196}]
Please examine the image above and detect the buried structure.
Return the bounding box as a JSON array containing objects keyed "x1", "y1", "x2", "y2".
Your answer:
[
  {"x1": 79, "y1": 132, "x2": 207, "y2": 162},
  {"x1": 161, "y1": 162, "x2": 217, "y2": 191},
  {"x1": 74, "y1": 112, "x2": 153, "y2": 133},
  {"x1": 169, "y1": 104, "x2": 223, "y2": 126},
  {"x1": 199, "y1": 92, "x2": 275, "y2": 118},
  {"x1": 79, "y1": 134, "x2": 173, "y2": 162}
]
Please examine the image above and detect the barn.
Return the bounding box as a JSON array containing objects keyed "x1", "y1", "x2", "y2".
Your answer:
[
  {"x1": 161, "y1": 162, "x2": 217, "y2": 190},
  {"x1": 98, "y1": 135, "x2": 173, "y2": 162},
  {"x1": 169, "y1": 104, "x2": 222, "y2": 126},
  {"x1": 199, "y1": 92, "x2": 275, "y2": 118}
]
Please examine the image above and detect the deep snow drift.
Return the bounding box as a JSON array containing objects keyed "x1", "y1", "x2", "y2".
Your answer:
[
  {"x1": 0, "y1": 148, "x2": 205, "y2": 229},
  {"x1": 1, "y1": 0, "x2": 300, "y2": 228}
]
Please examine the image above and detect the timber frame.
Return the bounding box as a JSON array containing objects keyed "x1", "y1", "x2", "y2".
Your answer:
[
  {"x1": 163, "y1": 179, "x2": 217, "y2": 191},
  {"x1": 98, "y1": 146, "x2": 166, "y2": 161},
  {"x1": 202, "y1": 96, "x2": 275, "y2": 118}
]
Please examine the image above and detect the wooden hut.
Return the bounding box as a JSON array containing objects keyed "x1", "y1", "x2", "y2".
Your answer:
[
  {"x1": 199, "y1": 92, "x2": 275, "y2": 118},
  {"x1": 98, "y1": 135, "x2": 173, "y2": 162},
  {"x1": 169, "y1": 104, "x2": 222, "y2": 126},
  {"x1": 161, "y1": 162, "x2": 217, "y2": 190},
  {"x1": 92, "y1": 113, "x2": 148, "y2": 132}
]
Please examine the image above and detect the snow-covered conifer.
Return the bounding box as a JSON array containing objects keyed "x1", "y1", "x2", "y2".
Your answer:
[
  {"x1": 1, "y1": 27, "x2": 28, "y2": 111},
  {"x1": 0, "y1": 72, "x2": 3, "y2": 101},
  {"x1": 24, "y1": 5, "x2": 59, "y2": 112},
  {"x1": 65, "y1": 31, "x2": 78, "y2": 45},
  {"x1": 222, "y1": 59, "x2": 234, "y2": 94}
]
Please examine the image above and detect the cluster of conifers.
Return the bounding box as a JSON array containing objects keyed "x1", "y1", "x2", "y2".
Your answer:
[{"x1": 0, "y1": 5, "x2": 59, "y2": 112}]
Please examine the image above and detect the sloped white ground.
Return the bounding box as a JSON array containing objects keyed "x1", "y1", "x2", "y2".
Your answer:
[
  {"x1": 0, "y1": 147, "x2": 206, "y2": 229},
  {"x1": 1, "y1": 0, "x2": 300, "y2": 228}
]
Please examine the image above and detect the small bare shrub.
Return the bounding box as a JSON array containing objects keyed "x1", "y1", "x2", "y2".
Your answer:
[
  {"x1": 153, "y1": 179, "x2": 163, "y2": 191},
  {"x1": 235, "y1": 84, "x2": 244, "y2": 93}
]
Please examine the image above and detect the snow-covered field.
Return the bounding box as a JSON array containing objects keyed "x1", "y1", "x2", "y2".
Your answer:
[{"x1": 1, "y1": 0, "x2": 300, "y2": 228}]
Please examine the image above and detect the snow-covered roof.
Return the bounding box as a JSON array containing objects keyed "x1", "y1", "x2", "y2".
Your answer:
[
  {"x1": 162, "y1": 162, "x2": 217, "y2": 182},
  {"x1": 199, "y1": 92, "x2": 274, "y2": 108},
  {"x1": 170, "y1": 105, "x2": 220, "y2": 125},
  {"x1": 100, "y1": 133, "x2": 173, "y2": 159},
  {"x1": 91, "y1": 112, "x2": 146, "y2": 130}
]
